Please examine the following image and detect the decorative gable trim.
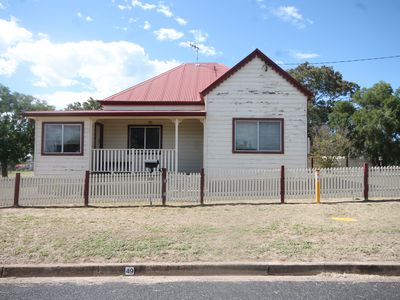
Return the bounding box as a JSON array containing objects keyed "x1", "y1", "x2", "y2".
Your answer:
[{"x1": 200, "y1": 48, "x2": 313, "y2": 100}]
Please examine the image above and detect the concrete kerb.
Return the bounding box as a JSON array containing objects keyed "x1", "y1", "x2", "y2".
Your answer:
[{"x1": 1, "y1": 263, "x2": 400, "y2": 278}]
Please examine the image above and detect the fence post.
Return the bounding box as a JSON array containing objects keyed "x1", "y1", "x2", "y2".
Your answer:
[
  {"x1": 162, "y1": 168, "x2": 167, "y2": 206},
  {"x1": 280, "y1": 165, "x2": 285, "y2": 204},
  {"x1": 363, "y1": 163, "x2": 369, "y2": 201},
  {"x1": 84, "y1": 170, "x2": 90, "y2": 207},
  {"x1": 315, "y1": 169, "x2": 321, "y2": 204},
  {"x1": 200, "y1": 168, "x2": 205, "y2": 205},
  {"x1": 13, "y1": 172, "x2": 21, "y2": 207}
]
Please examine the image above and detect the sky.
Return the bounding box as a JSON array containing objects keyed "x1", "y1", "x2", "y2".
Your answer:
[{"x1": 0, "y1": 0, "x2": 399, "y2": 108}]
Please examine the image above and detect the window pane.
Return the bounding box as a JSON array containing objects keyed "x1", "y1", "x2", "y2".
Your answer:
[
  {"x1": 146, "y1": 128, "x2": 160, "y2": 149},
  {"x1": 44, "y1": 124, "x2": 62, "y2": 153},
  {"x1": 235, "y1": 121, "x2": 257, "y2": 150},
  {"x1": 64, "y1": 125, "x2": 81, "y2": 153},
  {"x1": 259, "y1": 121, "x2": 281, "y2": 151},
  {"x1": 130, "y1": 128, "x2": 145, "y2": 149}
]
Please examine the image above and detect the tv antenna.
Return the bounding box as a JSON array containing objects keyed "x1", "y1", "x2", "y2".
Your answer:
[{"x1": 189, "y1": 42, "x2": 200, "y2": 63}]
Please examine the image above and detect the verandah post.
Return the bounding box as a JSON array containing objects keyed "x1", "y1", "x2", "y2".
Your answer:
[
  {"x1": 200, "y1": 168, "x2": 205, "y2": 205},
  {"x1": 280, "y1": 165, "x2": 285, "y2": 204},
  {"x1": 162, "y1": 168, "x2": 167, "y2": 206},
  {"x1": 13, "y1": 172, "x2": 21, "y2": 207},
  {"x1": 363, "y1": 163, "x2": 369, "y2": 201},
  {"x1": 84, "y1": 170, "x2": 90, "y2": 207}
]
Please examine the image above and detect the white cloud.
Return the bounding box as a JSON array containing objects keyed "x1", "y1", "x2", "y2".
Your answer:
[
  {"x1": 179, "y1": 29, "x2": 218, "y2": 56},
  {"x1": 77, "y1": 12, "x2": 93, "y2": 22},
  {"x1": 175, "y1": 17, "x2": 187, "y2": 26},
  {"x1": 131, "y1": 0, "x2": 156, "y2": 10},
  {"x1": 130, "y1": 1, "x2": 175, "y2": 18},
  {"x1": 291, "y1": 51, "x2": 319, "y2": 60},
  {"x1": 118, "y1": 4, "x2": 132, "y2": 10},
  {"x1": 0, "y1": 2, "x2": 6, "y2": 10},
  {"x1": 255, "y1": 0, "x2": 266, "y2": 9},
  {"x1": 179, "y1": 41, "x2": 217, "y2": 56},
  {"x1": 154, "y1": 28, "x2": 183, "y2": 41},
  {"x1": 273, "y1": 6, "x2": 312, "y2": 29},
  {"x1": 35, "y1": 91, "x2": 98, "y2": 109},
  {"x1": 156, "y1": 3, "x2": 172, "y2": 17},
  {"x1": 0, "y1": 17, "x2": 32, "y2": 49},
  {"x1": 128, "y1": 17, "x2": 137, "y2": 23},
  {"x1": 0, "y1": 17, "x2": 180, "y2": 108},
  {"x1": 189, "y1": 29, "x2": 208, "y2": 43},
  {"x1": 114, "y1": 26, "x2": 128, "y2": 32},
  {"x1": 143, "y1": 21, "x2": 151, "y2": 30},
  {"x1": 37, "y1": 32, "x2": 49, "y2": 39}
]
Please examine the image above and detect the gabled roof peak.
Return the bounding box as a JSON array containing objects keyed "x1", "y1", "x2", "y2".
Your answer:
[{"x1": 201, "y1": 48, "x2": 312, "y2": 99}]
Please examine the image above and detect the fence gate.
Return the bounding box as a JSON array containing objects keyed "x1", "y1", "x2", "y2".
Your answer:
[
  {"x1": 89, "y1": 172, "x2": 162, "y2": 204},
  {"x1": 167, "y1": 172, "x2": 201, "y2": 202}
]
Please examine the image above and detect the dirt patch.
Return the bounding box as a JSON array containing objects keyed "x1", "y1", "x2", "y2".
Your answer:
[{"x1": 1, "y1": 201, "x2": 399, "y2": 264}]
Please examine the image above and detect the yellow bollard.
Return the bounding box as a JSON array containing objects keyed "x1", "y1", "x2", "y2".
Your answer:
[{"x1": 315, "y1": 169, "x2": 321, "y2": 204}]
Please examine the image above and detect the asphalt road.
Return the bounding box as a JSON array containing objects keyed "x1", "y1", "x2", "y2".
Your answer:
[{"x1": 1, "y1": 276, "x2": 399, "y2": 300}]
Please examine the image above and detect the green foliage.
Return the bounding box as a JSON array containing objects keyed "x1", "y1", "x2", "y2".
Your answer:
[
  {"x1": 65, "y1": 97, "x2": 102, "y2": 111},
  {"x1": 329, "y1": 81, "x2": 400, "y2": 166},
  {"x1": 0, "y1": 84, "x2": 54, "y2": 177},
  {"x1": 288, "y1": 63, "x2": 359, "y2": 142},
  {"x1": 310, "y1": 126, "x2": 353, "y2": 168}
]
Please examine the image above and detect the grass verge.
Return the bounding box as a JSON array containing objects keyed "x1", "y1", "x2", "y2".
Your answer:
[{"x1": 0, "y1": 201, "x2": 399, "y2": 264}]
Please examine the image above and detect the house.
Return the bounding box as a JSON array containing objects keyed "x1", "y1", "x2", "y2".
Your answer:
[{"x1": 24, "y1": 49, "x2": 312, "y2": 176}]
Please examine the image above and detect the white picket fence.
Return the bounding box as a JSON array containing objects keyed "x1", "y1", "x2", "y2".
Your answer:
[
  {"x1": 0, "y1": 166, "x2": 399, "y2": 207},
  {"x1": 89, "y1": 172, "x2": 162, "y2": 204},
  {"x1": 0, "y1": 177, "x2": 15, "y2": 207},
  {"x1": 205, "y1": 169, "x2": 281, "y2": 201},
  {"x1": 167, "y1": 172, "x2": 201, "y2": 202},
  {"x1": 18, "y1": 176, "x2": 84, "y2": 206},
  {"x1": 370, "y1": 166, "x2": 400, "y2": 198}
]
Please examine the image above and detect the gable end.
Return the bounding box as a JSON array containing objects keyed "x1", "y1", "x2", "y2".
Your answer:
[{"x1": 200, "y1": 48, "x2": 312, "y2": 100}]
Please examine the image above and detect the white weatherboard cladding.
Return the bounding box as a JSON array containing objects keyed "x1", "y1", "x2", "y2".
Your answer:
[
  {"x1": 205, "y1": 56, "x2": 308, "y2": 170},
  {"x1": 34, "y1": 117, "x2": 92, "y2": 176},
  {"x1": 100, "y1": 118, "x2": 203, "y2": 173}
]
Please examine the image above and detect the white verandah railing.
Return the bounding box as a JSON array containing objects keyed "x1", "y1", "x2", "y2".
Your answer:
[{"x1": 91, "y1": 149, "x2": 176, "y2": 173}]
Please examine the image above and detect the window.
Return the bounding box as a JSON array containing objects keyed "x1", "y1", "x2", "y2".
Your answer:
[
  {"x1": 43, "y1": 123, "x2": 83, "y2": 155},
  {"x1": 128, "y1": 126, "x2": 161, "y2": 149},
  {"x1": 233, "y1": 118, "x2": 283, "y2": 153}
]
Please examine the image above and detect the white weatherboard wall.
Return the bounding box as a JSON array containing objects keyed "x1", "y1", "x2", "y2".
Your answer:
[
  {"x1": 205, "y1": 56, "x2": 308, "y2": 170},
  {"x1": 100, "y1": 118, "x2": 203, "y2": 173},
  {"x1": 34, "y1": 117, "x2": 92, "y2": 176}
]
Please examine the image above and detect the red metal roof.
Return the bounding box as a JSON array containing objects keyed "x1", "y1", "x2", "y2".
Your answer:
[
  {"x1": 22, "y1": 110, "x2": 206, "y2": 117},
  {"x1": 102, "y1": 63, "x2": 229, "y2": 105}
]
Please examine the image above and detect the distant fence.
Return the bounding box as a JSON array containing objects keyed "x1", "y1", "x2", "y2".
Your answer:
[{"x1": 1, "y1": 165, "x2": 399, "y2": 207}]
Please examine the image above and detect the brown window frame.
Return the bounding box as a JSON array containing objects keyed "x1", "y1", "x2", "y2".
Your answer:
[
  {"x1": 232, "y1": 118, "x2": 284, "y2": 154},
  {"x1": 127, "y1": 125, "x2": 163, "y2": 149},
  {"x1": 41, "y1": 122, "x2": 84, "y2": 156}
]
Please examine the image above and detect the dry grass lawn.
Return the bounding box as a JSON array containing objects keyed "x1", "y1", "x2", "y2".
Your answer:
[{"x1": 0, "y1": 201, "x2": 399, "y2": 264}]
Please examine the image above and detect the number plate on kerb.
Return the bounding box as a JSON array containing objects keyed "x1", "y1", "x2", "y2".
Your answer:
[{"x1": 125, "y1": 266, "x2": 135, "y2": 276}]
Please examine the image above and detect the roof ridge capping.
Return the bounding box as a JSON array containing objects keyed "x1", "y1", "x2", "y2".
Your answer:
[{"x1": 200, "y1": 48, "x2": 313, "y2": 100}]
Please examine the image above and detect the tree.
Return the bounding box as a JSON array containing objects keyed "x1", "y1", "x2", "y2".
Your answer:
[
  {"x1": 287, "y1": 63, "x2": 359, "y2": 141},
  {"x1": 329, "y1": 81, "x2": 400, "y2": 166},
  {"x1": 310, "y1": 126, "x2": 353, "y2": 168},
  {"x1": 65, "y1": 97, "x2": 102, "y2": 111},
  {"x1": 0, "y1": 84, "x2": 54, "y2": 177}
]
